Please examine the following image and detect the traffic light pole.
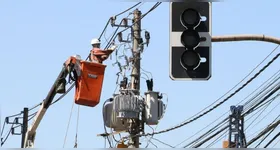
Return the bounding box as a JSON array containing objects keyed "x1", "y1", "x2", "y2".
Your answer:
[{"x1": 128, "y1": 8, "x2": 141, "y2": 148}]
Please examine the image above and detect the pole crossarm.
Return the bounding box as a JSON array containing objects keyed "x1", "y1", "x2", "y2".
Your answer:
[{"x1": 212, "y1": 34, "x2": 280, "y2": 45}]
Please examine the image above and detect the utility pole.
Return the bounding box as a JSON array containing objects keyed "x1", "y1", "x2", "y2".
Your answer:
[
  {"x1": 128, "y1": 8, "x2": 142, "y2": 148},
  {"x1": 21, "y1": 108, "x2": 28, "y2": 148}
]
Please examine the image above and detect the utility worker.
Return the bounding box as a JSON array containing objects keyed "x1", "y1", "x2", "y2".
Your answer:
[{"x1": 90, "y1": 38, "x2": 117, "y2": 64}]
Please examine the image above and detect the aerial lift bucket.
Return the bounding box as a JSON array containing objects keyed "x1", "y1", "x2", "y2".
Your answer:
[{"x1": 74, "y1": 61, "x2": 106, "y2": 107}]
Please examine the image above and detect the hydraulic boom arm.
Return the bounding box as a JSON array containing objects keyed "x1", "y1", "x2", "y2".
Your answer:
[{"x1": 23, "y1": 55, "x2": 81, "y2": 148}]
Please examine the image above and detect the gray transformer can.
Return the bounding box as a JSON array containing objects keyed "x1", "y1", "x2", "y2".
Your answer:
[{"x1": 144, "y1": 91, "x2": 164, "y2": 125}]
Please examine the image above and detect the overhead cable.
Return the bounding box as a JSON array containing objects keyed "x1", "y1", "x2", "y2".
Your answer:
[
  {"x1": 178, "y1": 44, "x2": 280, "y2": 127},
  {"x1": 106, "y1": 2, "x2": 162, "y2": 49},
  {"x1": 98, "y1": 2, "x2": 141, "y2": 41},
  {"x1": 131, "y1": 50, "x2": 280, "y2": 138},
  {"x1": 182, "y1": 69, "x2": 280, "y2": 148}
]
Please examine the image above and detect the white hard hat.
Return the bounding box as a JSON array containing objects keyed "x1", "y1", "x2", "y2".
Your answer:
[{"x1": 91, "y1": 38, "x2": 100, "y2": 45}]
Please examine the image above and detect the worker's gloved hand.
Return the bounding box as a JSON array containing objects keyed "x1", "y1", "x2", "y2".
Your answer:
[{"x1": 107, "y1": 45, "x2": 117, "y2": 51}]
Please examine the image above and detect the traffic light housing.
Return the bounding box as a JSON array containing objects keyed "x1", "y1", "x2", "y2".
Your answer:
[{"x1": 169, "y1": 2, "x2": 212, "y2": 80}]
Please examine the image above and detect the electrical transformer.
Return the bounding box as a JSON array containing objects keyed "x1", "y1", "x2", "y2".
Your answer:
[
  {"x1": 144, "y1": 91, "x2": 164, "y2": 125},
  {"x1": 113, "y1": 94, "x2": 142, "y2": 119},
  {"x1": 103, "y1": 101, "x2": 129, "y2": 131}
]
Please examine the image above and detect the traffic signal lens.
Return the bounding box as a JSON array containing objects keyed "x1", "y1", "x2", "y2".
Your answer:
[
  {"x1": 180, "y1": 50, "x2": 201, "y2": 70},
  {"x1": 181, "y1": 8, "x2": 201, "y2": 28},
  {"x1": 181, "y1": 30, "x2": 200, "y2": 49}
]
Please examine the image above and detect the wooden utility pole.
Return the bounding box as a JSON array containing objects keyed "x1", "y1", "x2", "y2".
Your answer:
[{"x1": 128, "y1": 8, "x2": 142, "y2": 148}]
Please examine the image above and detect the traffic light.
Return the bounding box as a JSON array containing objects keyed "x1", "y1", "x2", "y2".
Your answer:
[{"x1": 169, "y1": 2, "x2": 212, "y2": 80}]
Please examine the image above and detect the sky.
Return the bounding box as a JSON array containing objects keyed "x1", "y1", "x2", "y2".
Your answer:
[{"x1": 1, "y1": 0, "x2": 280, "y2": 148}]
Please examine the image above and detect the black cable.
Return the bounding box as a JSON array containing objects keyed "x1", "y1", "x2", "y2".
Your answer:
[
  {"x1": 98, "y1": 2, "x2": 141, "y2": 41},
  {"x1": 1, "y1": 119, "x2": 16, "y2": 146},
  {"x1": 183, "y1": 118, "x2": 228, "y2": 148},
  {"x1": 246, "y1": 97, "x2": 274, "y2": 130},
  {"x1": 246, "y1": 107, "x2": 280, "y2": 147},
  {"x1": 115, "y1": 2, "x2": 141, "y2": 17},
  {"x1": 255, "y1": 126, "x2": 278, "y2": 148},
  {"x1": 247, "y1": 115, "x2": 280, "y2": 142},
  {"x1": 28, "y1": 111, "x2": 37, "y2": 118},
  {"x1": 192, "y1": 125, "x2": 229, "y2": 148},
  {"x1": 246, "y1": 93, "x2": 280, "y2": 132},
  {"x1": 104, "y1": 20, "x2": 125, "y2": 50},
  {"x1": 99, "y1": 19, "x2": 111, "y2": 41},
  {"x1": 141, "y1": 2, "x2": 161, "y2": 19},
  {"x1": 177, "y1": 70, "x2": 280, "y2": 148},
  {"x1": 247, "y1": 94, "x2": 280, "y2": 140},
  {"x1": 194, "y1": 87, "x2": 280, "y2": 148},
  {"x1": 12, "y1": 112, "x2": 37, "y2": 130},
  {"x1": 188, "y1": 93, "x2": 277, "y2": 148},
  {"x1": 179, "y1": 44, "x2": 280, "y2": 127},
  {"x1": 151, "y1": 137, "x2": 175, "y2": 148},
  {"x1": 264, "y1": 131, "x2": 280, "y2": 148},
  {"x1": 6, "y1": 112, "x2": 22, "y2": 118},
  {"x1": 243, "y1": 70, "x2": 280, "y2": 110},
  {"x1": 103, "y1": 2, "x2": 147, "y2": 50},
  {"x1": 29, "y1": 103, "x2": 42, "y2": 111},
  {"x1": 243, "y1": 85, "x2": 280, "y2": 117},
  {"x1": 194, "y1": 91, "x2": 279, "y2": 148},
  {"x1": 183, "y1": 74, "x2": 280, "y2": 148},
  {"x1": 0, "y1": 122, "x2": 6, "y2": 137},
  {"x1": 243, "y1": 73, "x2": 280, "y2": 114},
  {"x1": 0, "y1": 128, "x2": 11, "y2": 147},
  {"x1": 106, "y1": 2, "x2": 162, "y2": 49},
  {"x1": 132, "y1": 52, "x2": 280, "y2": 138},
  {"x1": 206, "y1": 128, "x2": 228, "y2": 148}
]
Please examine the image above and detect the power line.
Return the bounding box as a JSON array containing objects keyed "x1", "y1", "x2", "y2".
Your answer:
[
  {"x1": 29, "y1": 103, "x2": 42, "y2": 111},
  {"x1": 179, "y1": 44, "x2": 280, "y2": 126},
  {"x1": 105, "y1": 2, "x2": 162, "y2": 50},
  {"x1": 150, "y1": 137, "x2": 175, "y2": 148},
  {"x1": 115, "y1": 2, "x2": 141, "y2": 17},
  {"x1": 256, "y1": 126, "x2": 278, "y2": 148},
  {"x1": 181, "y1": 69, "x2": 280, "y2": 148},
  {"x1": 243, "y1": 69, "x2": 280, "y2": 111},
  {"x1": 132, "y1": 50, "x2": 280, "y2": 138},
  {"x1": 103, "y1": 3, "x2": 144, "y2": 50},
  {"x1": 177, "y1": 70, "x2": 280, "y2": 148},
  {"x1": 1, "y1": 119, "x2": 16, "y2": 146},
  {"x1": 6, "y1": 112, "x2": 22, "y2": 118},
  {"x1": 98, "y1": 2, "x2": 141, "y2": 41},
  {"x1": 246, "y1": 93, "x2": 280, "y2": 132},
  {"x1": 272, "y1": 132, "x2": 280, "y2": 147},
  {"x1": 104, "y1": 19, "x2": 125, "y2": 50},
  {"x1": 0, "y1": 121, "x2": 6, "y2": 137},
  {"x1": 206, "y1": 128, "x2": 228, "y2": 148},
  {"x1": 265, "y1": 131, "x2": 280, "y2": 148},
  {"x1": 246, "y1": 111, "x2": 280, "y2": 146}
]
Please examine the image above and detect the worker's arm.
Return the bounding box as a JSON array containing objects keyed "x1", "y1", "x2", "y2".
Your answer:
[{"x1": 91, "y1": 45, "x2": 118, "y2": 63}]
